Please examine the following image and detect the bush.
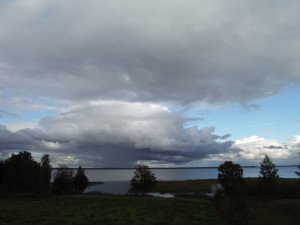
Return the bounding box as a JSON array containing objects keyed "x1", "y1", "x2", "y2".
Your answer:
[
  {"x1": 218, "y1": 161, "x2": 243, "y2": 194},
  {"x1": 129, "y1": 164, "x2": 157, "y2": 195},
  {"x1": 52, "y1": 165, "x2": 89, "y2": 194},
  {"x1": 52, "y1": 166, "x2": 74, "y2": 194}
]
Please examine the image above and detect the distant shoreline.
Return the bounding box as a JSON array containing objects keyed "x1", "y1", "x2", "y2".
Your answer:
[{"x1": 53, "y1": 165, "x2": 299, "y2": 170}]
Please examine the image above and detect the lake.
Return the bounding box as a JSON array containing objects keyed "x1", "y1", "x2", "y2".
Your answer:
[
  {"x1": 82, "y1": 166, "x2": 299, "y2": 194},
  {"x1": 83, "y1": 166, "x2": 299, "y2": 182}
]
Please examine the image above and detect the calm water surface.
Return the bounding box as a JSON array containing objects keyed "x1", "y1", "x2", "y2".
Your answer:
[
  {"x1": 84, "y1": 166, "x2": 299, "y2": 182},
  {"x1": 83, "y1": 166, "x2": 298, "y2": 194}
]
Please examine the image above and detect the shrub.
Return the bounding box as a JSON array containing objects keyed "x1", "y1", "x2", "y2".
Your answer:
[
  {"x1": 129, "y1": 164, "x2": 157, "y2": 195},
  {"x1": 52, "y1": 166, "x2": 74, "y2": 194},
  {"x1": 218, "y1": 161, "x2": 243, "y2": 194}
]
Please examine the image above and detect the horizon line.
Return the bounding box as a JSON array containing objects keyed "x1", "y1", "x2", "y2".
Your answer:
[{"x1": 53, "y1": 165, "x2": 299, "y2": 170}]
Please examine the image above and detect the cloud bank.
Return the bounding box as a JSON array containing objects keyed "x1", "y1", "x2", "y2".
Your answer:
[
  {"x1": 1, "y1": 1, "x2": 300, "y2": 166},
  {"x1": 1, "y1": 0, "x2": 300, "y2": 107},
  {"x1": 1, "y1": 101, "x2": 299, "y2": 166},
  {"x1": 1, "y1": 101, "x2": 235, "y2": 166}
]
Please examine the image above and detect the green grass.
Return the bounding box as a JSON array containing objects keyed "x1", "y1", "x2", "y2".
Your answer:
[
  {"x1": 248, "y1": 199, "x2": 300, "y2": 225},
  {"x1": 0, "y1": 195, "x2": 223, "y2": 225},
  {"x1": 216, "y1": 178, "x2": 300, "y2": 225}
]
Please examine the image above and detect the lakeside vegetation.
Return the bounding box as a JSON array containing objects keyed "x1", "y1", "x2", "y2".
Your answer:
[
  {"x1": 0, "y1": 151, "x2": 89, "y2": 195},
  {"x1": 1, "y1": 151, "x2": 300, "y2": 224},
  {"x1": 213, "y1": 156, "x2": 300, "y2": 225},
  {"x1": 1, "y1": 178, "x2": 300, "y2": 225}
]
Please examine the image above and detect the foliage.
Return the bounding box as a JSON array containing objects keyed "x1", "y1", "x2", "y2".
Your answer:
[
  {"x1": 218, "y1": 161, "x2": 243, "y2": 193},
  {"x1": 259, "y1": 154, "x2": 279, "y2": 184},
  {"x1": 0, "y1": 151, "x2": 88, "y2": 195},
  {"x1": 0, "y1": 160, "x2": 4, "y2": 190},
  {"x1": 0, "y1": 195, "x2": 223, "y2": 225},
  {"x1": 0, "y1": 151, "x2": 52, "y2": 193},
  {"x1": 215, "y1": 178, "x2": 300, "y2": 225},
  {"x1": 73, "y1": 166, "x2": 89, "y2": 193},
  {"x1": 40, "y1": 154, "x2": 52, "y2": 193},
  {"x1": 52, "y1": 165, "x2": 89, "y2": 194},
  {"x1": 52, "y1": 166, "x2": 74, "y2": 194},
  {"x1": 129, "y1": 164, "x2": 157, "y2": 195}
]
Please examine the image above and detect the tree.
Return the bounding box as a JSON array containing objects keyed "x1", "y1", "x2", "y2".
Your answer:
[
  {"x1": 0, "y1": 160, "x2": 4, "y2": 191},
  {"x1": 73, "y1": 166, "x2": 89, "y2": 193},
  {"x1": 2, "y1": 151, "x2": 41, "y2": 192},
  {"x1": 259, "y1": 154, "x2": 279, "y2": 184},
  {"x1": 52, "y1": 165, "x2": 74, "y2": 194},
  {"x1": 218, "y1": 161, "x2": 243, "y2": 192},
  {"x1": 40, "y1": 154, "x2": 52, "y2": 192},
  {"x1": 129, "y1": 164, "x2": 157, "y2": 195}
]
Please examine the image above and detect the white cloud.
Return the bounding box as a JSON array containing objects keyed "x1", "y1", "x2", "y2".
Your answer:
[
  {"x1": 6, "y1": 122, "x2": 38, "y2": 132},
  {"x1": 233, "y1": 135, "x2": 300, "y2": 160}
]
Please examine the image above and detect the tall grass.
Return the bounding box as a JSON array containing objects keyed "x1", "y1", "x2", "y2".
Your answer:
[
  {"x1": 0, "y1": 194, "x2": 223, "y2": 225},
  {"x1": 215, "y1": 178, "x2": 300, "y2": 225}
]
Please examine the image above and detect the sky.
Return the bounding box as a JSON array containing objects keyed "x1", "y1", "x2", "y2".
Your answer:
[{"x1": 0, "y1": 0, "x2": 300, "y2": 167}]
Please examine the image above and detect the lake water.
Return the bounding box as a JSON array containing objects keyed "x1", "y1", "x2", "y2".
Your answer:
[
  {"x1": 83, "y1": 166, "x2": 299, "y2": 194},
  {"x1": 84, "y1": 166, "x2": 299, "y2": 182}
]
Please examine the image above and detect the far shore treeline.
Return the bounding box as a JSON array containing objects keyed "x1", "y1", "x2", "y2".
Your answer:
[{"x1": 0, "y1": 151, "x2": 88, "y2": 194}]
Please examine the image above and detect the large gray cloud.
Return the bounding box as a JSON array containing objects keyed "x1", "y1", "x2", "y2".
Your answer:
[
  {"x1": 0, "y1": 125, "x2": 36, "y2": 159},
  {"x1": 1, "y1": 0, "x2": 300, "y2": 167},
  {"x1": 0, "y1": 101, "x2": 234, "y2": 167},
  {"x1": 0, "y1": 0, "x2": 300, "y2": 106}
]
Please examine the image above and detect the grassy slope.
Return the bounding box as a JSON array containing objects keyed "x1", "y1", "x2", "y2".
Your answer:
[
  {"x1": 0, "y1": 195, "x2": 222, "y2": 225},
  {"x1": 248, "y1": 199, "x2": 300, "y2": 225}
]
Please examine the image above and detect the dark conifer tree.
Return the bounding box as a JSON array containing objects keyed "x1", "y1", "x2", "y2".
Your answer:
[
  {"x1": 259, "y1": 154, "x2": 279, "y2": 184},
  {"x1": 73, "y1": 166, "x2": 89, "y2": 193},
  {"x1": 40, "y1": 154, "x2": 52, "y2": 192},
  {"x1": 0, "y1": 160, "x2": 4, "y2": 191}
]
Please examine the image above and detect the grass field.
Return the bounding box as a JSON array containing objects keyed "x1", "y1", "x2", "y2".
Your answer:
[
  {"x1": 1, "y1": 178, "x2": 300, "y2": 225},
  {"x1": 0, "y1": 195, "x2": 223, "y2": 225}
]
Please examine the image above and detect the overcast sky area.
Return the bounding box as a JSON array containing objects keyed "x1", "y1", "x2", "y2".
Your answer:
[{"x1": 0, "y1": 0, "x2": 300, "y2": 167}]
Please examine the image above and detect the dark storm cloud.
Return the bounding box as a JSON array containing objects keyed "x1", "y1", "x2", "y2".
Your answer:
[
  {"x1": 0, "y1": 101, "x2": 234, "y2": 166},
  {"x1": 0, "y1": 125, "x2": 35, "y2": 150},
  {"x1": 0, "y1": 0, "x2": 300, "y2": 106},
  {"x1": 1, "y1": 0, "x2": 300, "y2": 166}
]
